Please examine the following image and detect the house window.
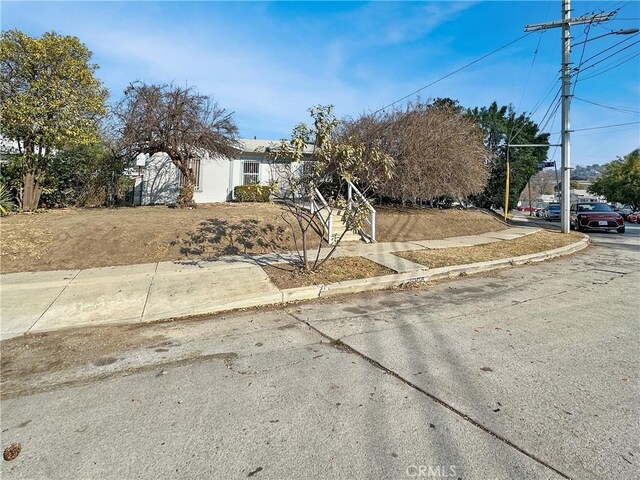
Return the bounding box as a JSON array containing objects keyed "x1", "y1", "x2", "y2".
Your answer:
[
  {"x1": 180, "y1": 158, "x2": 201, "y2": 190},
  {"x1": 243, "y1": 160, "x2": 260, "y2": 185}
]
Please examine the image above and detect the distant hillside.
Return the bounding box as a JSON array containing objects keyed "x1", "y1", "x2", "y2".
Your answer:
[{"x1": 572, "y1": 164, "x2": 606, "y2": 180}]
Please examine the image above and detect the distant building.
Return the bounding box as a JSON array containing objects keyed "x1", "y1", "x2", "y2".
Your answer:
[{"x1": 556, "y1": 189, "x2": 604, "y2": 204}]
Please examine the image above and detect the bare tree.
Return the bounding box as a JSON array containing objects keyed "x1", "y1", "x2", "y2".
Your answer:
[
  {"x1": 268, "y1": 106, "x2": 393, "y2": 273},
  {"x1": 114, "y1": 82, "x2": 239, "y2": 207},
  {"x1": 343, "y1": 99, "x2": 489, "y2": 206}
]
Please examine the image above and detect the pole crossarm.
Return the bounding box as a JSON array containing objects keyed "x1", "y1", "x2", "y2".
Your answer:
[
  {"x1": 525, "y1": 11, "x2": 616, "y2": 31},
  {"x1": 508, "y1": 144, "x2": 561, "y2": 147}
]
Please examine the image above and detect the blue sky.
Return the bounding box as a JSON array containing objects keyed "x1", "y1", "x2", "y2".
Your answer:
[{"x1": 2, "y1": 1, "x2": 639, "y2": 165}]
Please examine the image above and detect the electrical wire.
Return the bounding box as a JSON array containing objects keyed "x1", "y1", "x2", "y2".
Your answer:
[
  {"x1": 509, "y1": 83, "x2": 560, "y2": 145},
  {"x1": 509, "y1": 32, "x2": 544, "y2": 141},
  {"x1": 570, "y1": 126, "x2": 640, "y2": 137},
  {"x1": 536, "y1": 88, "x2": 562, "y2": 133},
  {"x1": 539, "y1": 98, "x2": 562, "y2": 134},
  {"x1": 370, "y1": 32, "x2": 534, "y2": 116},
  {"x1": 571, "y1": 121, "x2": 640, "y2": 132},
  {"x1": 528, "y1": 77, "x2": 561, "y2": 117},
  {"x1": 572, "y1": 33, "x2": 639, "y2": 72},
  {"x1": 550, "y1": 121, "x2": 640, "y2": 134},
  {"x1": 571, "y1": 22, "x2": 593, "y2": 96},
  {"x1": 573, "y1": 96, "x2": 640, "y2": 115},
  {"x1": 577, "y1": 50, "x2": 640, "y2": 82}
]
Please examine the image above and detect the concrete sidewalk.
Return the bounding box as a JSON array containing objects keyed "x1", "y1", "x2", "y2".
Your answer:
[{"x1": 0, "y1": 226, "x2": 588, "y2": 340}]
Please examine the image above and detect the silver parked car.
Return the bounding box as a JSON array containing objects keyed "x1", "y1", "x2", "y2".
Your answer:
[{"x1": 545, "y1": 203, "x2": 561, "y2": 221}]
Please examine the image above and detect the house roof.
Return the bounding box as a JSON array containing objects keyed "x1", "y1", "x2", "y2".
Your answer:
[
  {"x1": 238, "y1": 138, "x2": 279, "y2": 153},
  {"x1": 237, "y1": 138, "x2": 314, "y2": 155}
]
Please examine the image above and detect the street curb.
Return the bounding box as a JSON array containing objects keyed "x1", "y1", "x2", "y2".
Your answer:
[{"x1": 280, "y1": 234, "x2": 590, "y2": 301}]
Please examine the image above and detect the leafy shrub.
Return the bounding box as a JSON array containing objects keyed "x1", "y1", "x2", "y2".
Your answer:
[{"x1": 234, "y1": 184, "x2": 271, "y2": 202}]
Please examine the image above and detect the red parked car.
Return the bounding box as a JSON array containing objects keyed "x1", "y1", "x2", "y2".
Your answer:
[
  {"x1": 570, "y1": 202, "x2": 625, "y2": 233},
  {"x1": 517, "y1": 204, "x2": 534, "y2": 212},
  {"x1": 627, "y1": 211, "x2": 640, "y2": 223}
]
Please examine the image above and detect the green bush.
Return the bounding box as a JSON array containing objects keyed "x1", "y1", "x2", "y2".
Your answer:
[{"x1": 234, "y1": 184, "x2": 272, "y2": 202}]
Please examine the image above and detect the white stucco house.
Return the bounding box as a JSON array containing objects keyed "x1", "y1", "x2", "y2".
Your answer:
[{"x1": 131, "y1": 138, "x2": 290, "y2": 205}]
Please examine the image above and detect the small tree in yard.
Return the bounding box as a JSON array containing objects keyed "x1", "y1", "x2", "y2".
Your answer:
[
  {"x1": 0, "y1": 30, "x2": 108, "y2": 211},
  {"x1": 114, "y1": 82, "x2": 239, "y2": 208},
  {"x1": 268, "y1": 105, "x2": 393, "y2": 273}
]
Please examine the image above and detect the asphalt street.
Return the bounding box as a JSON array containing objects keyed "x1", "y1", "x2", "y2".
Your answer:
[{"x1": 1, "y1": 225, "x2": 638, "y2": 480}]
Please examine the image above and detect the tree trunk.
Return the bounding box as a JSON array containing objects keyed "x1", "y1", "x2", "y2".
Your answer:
[
  {"x1": 176, "y1": 167, "x2": 196, "y2": 208},
  {"x1": 22, "y1": 170, "x2": 42, "y2": 212}
]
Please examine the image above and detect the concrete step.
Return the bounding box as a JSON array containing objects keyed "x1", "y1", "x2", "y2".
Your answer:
[{"x1": 331, "y1": 216, "x2": 363, "y2": 243}]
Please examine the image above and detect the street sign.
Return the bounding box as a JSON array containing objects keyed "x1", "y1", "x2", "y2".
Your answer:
[{"x1": 538, "y1": 161, "x2": 555, "y2": 168}]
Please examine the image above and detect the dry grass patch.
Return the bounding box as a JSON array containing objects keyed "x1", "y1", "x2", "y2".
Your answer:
[
  {"x1": 0, "y1": 204, "x2": 510, "y2": 274},
  {"x1": 396, "y1": 230, "x2": 584, "y2": 268},
  {"x1": 0, "y1": 204, "x2": 320, "y2": 273},
  {"x1": 263, "y1": 257, "x2": 394, "y2": 290},
  {"x1": 375, "y1": 206, "x2": 507, "y2": 242}
]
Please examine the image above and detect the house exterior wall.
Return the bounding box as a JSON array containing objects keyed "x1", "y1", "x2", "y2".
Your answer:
[
  {"x1": 194, "y1": 153, "x2": 231, "y2": 203},
  {"x1": 135, "y1": 139, "x2": 290, "y2": 205},
  {"x1": 139, "y1": 153, "x2": 180, "y2": 205}
]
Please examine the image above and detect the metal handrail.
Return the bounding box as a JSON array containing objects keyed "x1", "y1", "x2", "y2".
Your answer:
[
  {"x1": 310, "y1": 187, "x2": 333, "y2": 243},
  {"x1": 346, "y1": 180, "x2": 376, "y2": 242}
]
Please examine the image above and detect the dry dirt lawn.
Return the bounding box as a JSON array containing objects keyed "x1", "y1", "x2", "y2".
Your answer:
[
  {"x1": 0, "y1": 203, "x2": 507, "y2": 274},
  {"x1": 396, "y1": 230, "x2": 584, "y2": 268},
  {"x1": 263, "y1": 257, "x2": 395, "y2": 290}
]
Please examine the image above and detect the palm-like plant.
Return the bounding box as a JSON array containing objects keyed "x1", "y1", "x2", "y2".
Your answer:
[{"x1": 0, "y1": 183, "x2": 14, "y2": 216}]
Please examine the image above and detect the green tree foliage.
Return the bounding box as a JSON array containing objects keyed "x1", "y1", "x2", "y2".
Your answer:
[
  {"x1": 0, "y1": 30, "x2": 108, "y2": 211},
  {"x1": 589, "y1": 149, "x2": 640, "y2": 209},
  {"x1": 569, "y1": 179, "x2": 582, "y2": 190},
  {"x1": 268, "y1": 105, "x2": 394, "y2": 272},
  {"x1": 114, "y1": 82, "x2": 239, "y2": 208},
  {"x1": 1, "y1": 142, "x2": 132, "y2": 208},
  {"x1": 467, "y1": 102, "x2": 549, "y2": 209}
]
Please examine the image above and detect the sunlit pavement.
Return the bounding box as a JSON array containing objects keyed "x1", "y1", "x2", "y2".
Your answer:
[{"x1": 1, "y1": 221, "x2": 638, "y2": 480}]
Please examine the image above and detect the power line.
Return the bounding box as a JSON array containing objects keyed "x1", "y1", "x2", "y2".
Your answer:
[
  {"x1": 572, "y1": 33, "x2": 639, "y2": 72},
  {"x1": 574, "y1": 39, "x2": 639, "y2": 76},
  {"x1": 550, "y1": 121, "x2": 640, "y2": 134},
  {"x1": 371, "y1": 32, "x2": 534, "y2": 116},
  {"x1": 573, "y1": 96, "x2": 640, "y2": 114},
  {"x1": 571, "y1": 126, "x2": 640, "y2": 137},
  {"x1": 537, "y1": 88, "x2": 562, "y2": 132},
  {"x1": 571, "y1": 22, "x2": 593, "y2": 95},
  {"x1": 577, "y1": 50, "x2": 640, "y2": 82},
  {"x1": 540, "y1": 98, "x2": 562, "y2": 134},
  {"x1": 528, "y1": 77, "x2": 561, "y2": 117},
  {"x1": 510, "y1": 32, "x2": 544, "y2": 140},
  {"x1": 573, "y1": 121, "x2": 640, "y2": 132}
]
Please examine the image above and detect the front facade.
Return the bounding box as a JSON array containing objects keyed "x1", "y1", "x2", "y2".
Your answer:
[{"x1": 132, "y1": 139, "x2": 282, "y2": 205}]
